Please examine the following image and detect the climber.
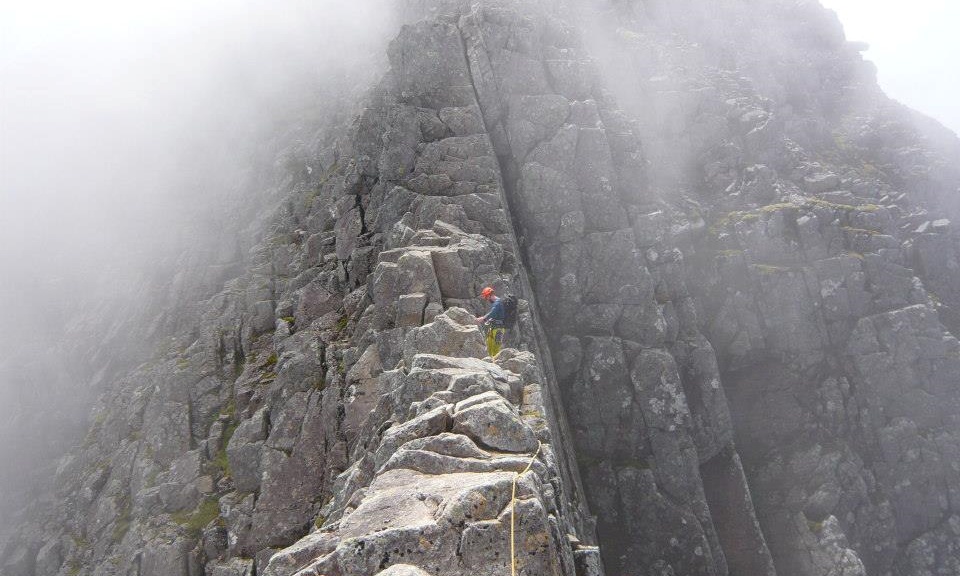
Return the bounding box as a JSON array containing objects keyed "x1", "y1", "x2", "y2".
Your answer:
[
  {"x1": 475, "y1": 286, "x2": 517, "y2": 357},
  {"x1": 475, "y1": 286, "x2": 506, "y2": 356}
]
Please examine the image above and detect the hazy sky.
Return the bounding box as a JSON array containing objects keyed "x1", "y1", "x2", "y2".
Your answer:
[{"x1": 820, "y1": 0, "x2": 960, "y2": 135}]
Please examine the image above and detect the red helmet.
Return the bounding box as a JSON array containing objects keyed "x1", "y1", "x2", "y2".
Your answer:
[{"x1": 480, "y1": 287, "x2": 495, "y2": 298}]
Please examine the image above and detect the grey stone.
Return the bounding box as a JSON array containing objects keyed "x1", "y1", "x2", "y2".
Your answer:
[
  {"x1": 397, "y1": 292, "x2": 427, "y2": 327},
  {"x1": 573, "y1": 547, "x2": 603, "y2": 576},
  {"x1": 438, "y1": 105, "x2": 484, "y2": 136},
  {"x1": 401, "y1": 308, "x2": 487, "y2": 367},
  {"x1": 140, "y1": 538, "x2": 195, "y2": 576},
  {"x1": 165, "y1": 449, "x2": 203, "y2": 485},
  {"x1": 294, "y1": 274, "x2": 342, "y2": 326},
  {"x1": 221, "y1": 492, "x2": 256, "y2": 556},
  {"x1": 804, "y1": 172, "x2": 841, "y2": 193},
  {"x1": 452, "y1": 392, "x2": 537, "y2": 452},
  {"x1": 207, "y1": 557, "x2": 254, "y2": 576},
  {"x1": 335, "y1": 206, "x2": 364, "y2": 261},
  {"x1": 226, "y1": 410, "x2": 269, "y2": 493},
  {"x1": 202, "y1": 521, "x2": 229, "y2": 561},
  {"x1": 373, "y1": 405, "x2": 452, "y2": 469}
]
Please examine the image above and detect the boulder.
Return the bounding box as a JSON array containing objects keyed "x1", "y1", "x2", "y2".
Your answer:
[
  {"x1": 402, "y1": 308, "x2": 487, "y2": 367},
  {"x1": 294, "y1": 274, "x2": 342, "y2": 326},
  {"x1": 803, "y1": 172, "x2": 840, "y2": 193},
  {"x1": 374, "y1": 405, "x2": 452, "y2": 468},
  {"x1": 397, "y1": 292, "x2": 428, "y2": 327},
  {"x1": 207, "y1": 558, "x2": 255, "y2": 576},
  {"x1": 452, "y1": 392, "x2": 537, "y2": 452}
]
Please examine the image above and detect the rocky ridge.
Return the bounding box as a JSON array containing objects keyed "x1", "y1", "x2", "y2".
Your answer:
[{"x1": 4, "y1": 1, "x2": 960, "y2": 576}]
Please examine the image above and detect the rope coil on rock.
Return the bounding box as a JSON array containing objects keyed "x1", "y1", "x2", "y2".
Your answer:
[{"x1": 510, "y1": 440, "x2": 542, "y2": 576}]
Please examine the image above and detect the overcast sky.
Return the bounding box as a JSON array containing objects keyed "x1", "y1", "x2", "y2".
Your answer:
[{"x1": 820, "y1": 0, "x2": 960, "y2": 135}]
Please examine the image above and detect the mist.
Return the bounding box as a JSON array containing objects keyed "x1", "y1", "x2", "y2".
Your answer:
[
  {"x1": 3, "y1": 1, "x2": 960, "y2": 574},
  {"x1": 1, "y1": 0, "x2": 393, "y2": 303},
  {"x1": 820, "y1": 0, "x2": 960, "y2": 135},
  {"x1": 0, "y1": 0, "x2": 394, "y2": 516}
]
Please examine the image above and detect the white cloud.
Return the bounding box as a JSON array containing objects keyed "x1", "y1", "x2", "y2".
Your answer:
[{"x1": 820, "y1": 0, "x2": 960, "y2": 134}]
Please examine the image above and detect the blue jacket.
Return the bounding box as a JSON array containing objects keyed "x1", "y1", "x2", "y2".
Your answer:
[{"x1": 483, "y1": 297, "x2": 505, "y2": 325}]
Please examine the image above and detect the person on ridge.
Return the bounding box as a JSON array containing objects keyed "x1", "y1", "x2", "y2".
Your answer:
[{"x1": 475, "y1": 286, "x2": 506, "y2": 357}]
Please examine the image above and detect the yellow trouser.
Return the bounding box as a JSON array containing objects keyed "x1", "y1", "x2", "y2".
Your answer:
[{"x1": 485, "y1": 327, "x2": 505, "y2": 357}]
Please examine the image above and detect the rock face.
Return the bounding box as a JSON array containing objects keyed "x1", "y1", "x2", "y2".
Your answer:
[{"x1": 5, "y1": 1, "x2": 960, "y2": 576}]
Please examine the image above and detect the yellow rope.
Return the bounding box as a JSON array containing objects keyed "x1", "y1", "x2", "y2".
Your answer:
[{"x1": 510, "y1": 440, "x2": 542, "y2": 576}]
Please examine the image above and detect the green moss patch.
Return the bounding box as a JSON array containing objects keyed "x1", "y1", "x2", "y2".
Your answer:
[
  {"x1": 172, "y1": 497, "x2": 221, "y2": 537},
  {"x1": 214, "y1": 420, "x2": 238, "y2": 478},
  {"x1": 752, "y1": 264, "x2": 792, "y2": 274},
  {"x1": 841, "y1": 226, "x2": 882, "y2": 236},
  {"x1": 112, "y1": 499, "x2": 131, "y2": 543}
]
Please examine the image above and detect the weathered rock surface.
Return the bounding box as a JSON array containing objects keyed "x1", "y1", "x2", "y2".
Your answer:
[{"x1": 5, "y1": 1, "x2": 960, "y2": 576}]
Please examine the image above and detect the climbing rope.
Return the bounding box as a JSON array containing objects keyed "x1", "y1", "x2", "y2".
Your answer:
[{"x1": 510, "y1": 440, "x2": 542, "y2": 576}]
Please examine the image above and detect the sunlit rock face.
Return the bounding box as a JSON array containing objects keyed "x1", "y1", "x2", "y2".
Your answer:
[{"x1": 4, "y1": 1, "x2": 960, "y2": 576}]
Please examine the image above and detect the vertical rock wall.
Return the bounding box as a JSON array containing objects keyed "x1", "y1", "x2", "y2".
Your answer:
[
  {"x1": 580, "y1": 1, "x2": 960, "y2": 575},
  {"x1": 452, "y1": 3, "x2": 775, "y2": 575}
]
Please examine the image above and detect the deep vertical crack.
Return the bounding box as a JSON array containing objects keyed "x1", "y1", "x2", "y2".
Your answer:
[{"x1": 455, "y1": 12, "x2": 599, "y2": 547}]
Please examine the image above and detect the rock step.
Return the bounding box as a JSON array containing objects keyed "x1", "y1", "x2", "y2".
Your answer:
[{"x1": 265, "y1": 314, "x2": 572, "y2": 575}]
